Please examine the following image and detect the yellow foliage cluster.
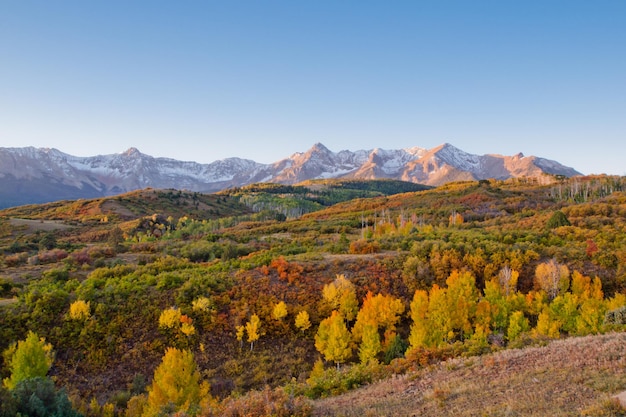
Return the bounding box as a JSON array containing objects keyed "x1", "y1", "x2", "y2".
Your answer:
[
  {"x1": 272, "y1": 301, "x2": 288, "y2": 320},
  {"x1": 158, "y1": 307, "x2": 196, "y2": 337},
  {"x1": 158, "y1": 307, "x2": 182, "y2": 329},
  {"x1": 69, "y1": 299, "x2": 91, "y2": 321},
  {"x1": 235, "y1": 315, "x2": 263, "y2": 350},
  {"x1": 322, "y1": 274, "x2": 358, "y2": 321},
  {"x1": 192, "y1": 296, "x2": 212, "y2": 312},
  {"x1": 295, "y1": 310, "x2": 311, "y2": 332}
]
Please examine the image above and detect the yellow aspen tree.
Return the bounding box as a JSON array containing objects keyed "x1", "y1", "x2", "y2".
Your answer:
[
  {"x1": 235, "y1": 325, "x2": 245, "y2": 348},
  {"x1": 448, "y1": 211, "x2": 464, "y2": 226},
  {"x1": 322, "y1": 274, "x2": 358, "y2": 321},
  {"x1": 570, "y1": 272, "x2": 606, "y2": 334},
  {"x1": 533, "y1": 309, "x2": 561, "y2": 338},
  {"x1": 144, "y1": 348, "x2": 205, "y2": 417},
  {"x1": 483, "y1": 279, "x2": 509, "y2": 333},
  {"x1": 272, "y1": 301, "x2": 288, "y2": 321},
  {"x1": 507, "y1": 311, "x2": 530, "y2": 342},
  {"x1": 445, "y1": 270, "x2": 478, "y2": 340},
  {"x1": 246, "y1": 314, "x2": 261, "y2": 350},
  {"x1": 294, "y1": 310, "x2": 311, "y2": 332},
  {"x1": 315, "y1": 310, "x2": 352, "y2": 367},
  {"x1": 576, "y1": 297, "x2": 606, "y2": 335},
  {"x1": 352, "y1": 292, "x2": 404, "y2": 351},
  {"x1": 534, "y1": 259, "x2": 570, "y2": 299},
  {"x1": 408, "y1": 289, "x2": 430, "y2": 351},
  {"x1": 306, "y1": 358, "x2": 326, "y2": 387},
  {"x1": 3, "y1": 331, "x2": 54, "y2": 390},
  {"x1": 351, "y1": 291, "x2": 377, "y2": 341},
  {"x1": 551, "y1": 293, "x2": 579, "y2": 334},
  {"x1": 358, "y1": 323, "x2": 381, "y2": 364},
  {"x1": 426, "y1": 284, "x2": 449, "y2": 345},
  {"x1": 474, "y1": 299, "x2": 493, "y2": 336},
  {"x1": 607, "y1": 293, "x2": 626, "y2": 311},
  {"x1": 468, "y1": 323, "x2": 489, "y2": 351},
  {"x1": 570, "y1": 271, "x2": 604, "y2": 301},
  {"x1": 339, "y1": 288, "x2": 359, "y2": 322}
]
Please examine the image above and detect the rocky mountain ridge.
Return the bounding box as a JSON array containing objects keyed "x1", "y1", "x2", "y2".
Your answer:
[{"x1": 0, "y1": 143, "x2": 581, "y2": 208}]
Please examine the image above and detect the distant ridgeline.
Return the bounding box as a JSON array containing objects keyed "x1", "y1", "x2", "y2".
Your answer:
[{"x1": 219, "y1": 179, "x2": 431, "y2": 219}]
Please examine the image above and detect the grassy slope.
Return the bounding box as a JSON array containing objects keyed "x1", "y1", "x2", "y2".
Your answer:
[{"x1": 313, "y1": 332, "x2": 626, "y2": 416}]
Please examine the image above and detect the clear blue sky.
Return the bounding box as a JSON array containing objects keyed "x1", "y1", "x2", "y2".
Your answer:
[{"x1": 1, "y1": 1, "x2": 625, "y2": 175}]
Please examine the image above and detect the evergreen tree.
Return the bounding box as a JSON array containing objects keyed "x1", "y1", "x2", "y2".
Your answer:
[
  {"x1": 546, "y1": 210, "x2": 571, "y2": 229},
  {"x1": 11, "y1": 377, "x2": 82, "y2": 417}
]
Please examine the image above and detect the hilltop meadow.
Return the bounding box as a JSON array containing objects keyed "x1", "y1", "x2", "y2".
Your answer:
[{"x1": 2, "y1": 177, "x2": 626, "y2": 416}]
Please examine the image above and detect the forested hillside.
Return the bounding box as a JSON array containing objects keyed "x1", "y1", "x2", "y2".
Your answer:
[{"x1": 1, "y1": 176, "x2": 626, "y2": 416}]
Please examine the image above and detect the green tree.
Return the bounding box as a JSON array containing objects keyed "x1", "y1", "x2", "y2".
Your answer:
[
  {"x1": 144, "y1": 348, "x2": 204, "y2": 417},
  {"x1": 358, "y1": 323, "x2": 381, "y2": 364},
  {"x1": 507, "y1": 311, "x2": 530, "y2": 342},
  {"x1": 315, "y1": 311, "x2": 352, "y2": 367},
  {"x1": 3, "y1": 331, "x2": 54, "y2": 390},
  {"x1": 408, "y1": 289, "x2": 431, "y2": 351},
  {"x1": 10, "y1": 377, "x2": 82, "y2": 417},
  {"x1": 546, "y1": 210, "x2": 571, "y2": 229}
]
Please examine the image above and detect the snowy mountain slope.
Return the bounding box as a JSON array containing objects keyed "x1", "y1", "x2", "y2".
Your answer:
[{"x1": 0, "y1": 143, "x2": 581, "y2": 208}]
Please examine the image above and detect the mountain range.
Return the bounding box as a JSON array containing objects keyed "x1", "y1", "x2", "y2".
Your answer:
[{"x1": 0, "y1": 143, "x2": 581, "y2": 208}]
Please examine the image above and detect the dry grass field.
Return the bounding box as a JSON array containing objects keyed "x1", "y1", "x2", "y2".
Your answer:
[{"x1": 313, "y1": 332, "x2": 626, "y2": 417}]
